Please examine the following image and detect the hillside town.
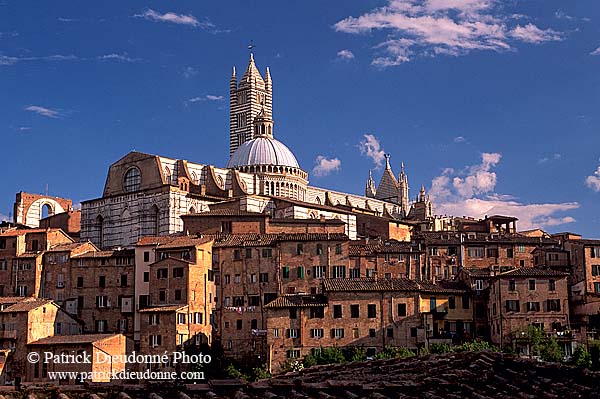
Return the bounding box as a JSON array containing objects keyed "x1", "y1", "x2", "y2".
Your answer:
[{"x1": 1, "y1": 54, "x2": 598, "y2": 385}]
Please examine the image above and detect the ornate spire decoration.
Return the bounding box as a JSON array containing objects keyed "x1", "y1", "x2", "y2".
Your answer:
[{"x1": 365, "y1": 170, "x2": 376, "y2": 198}]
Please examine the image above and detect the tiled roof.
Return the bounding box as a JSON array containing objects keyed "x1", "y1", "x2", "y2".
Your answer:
[
  {"x1": 28, "y1": 334, "x2": 121, "y2": 346},
  {"x1": 272, "y1": 197, "x2": 354, "y2": 215},
  {"x1": 264, "y1": 295, "x2": 328, "y2": 309},
  {"x1": 1, "y1": 299, "x2": 54, "y2": 313},
  {"x1": 47, "y1": 242, "x2": 91, "y2": 252},
  {"x1": 498, "y1": 268, "x2": 569, "y2": 278},
  {"x1": 0, "y1": 228, "x2": 62, "y2": 237},
  {"x1": 213, "y1": 233, "x2": 349, "y2": 248},
  {"x1": 138, "y1": 305, "x2": 188, "y2": 313},
  {"x1": 72, "y1": 249, "x2": 134, "y2": 258},
  {"x1": 136, "y1": 235, "x2": 185, "y2": 246},
  {"x1": 323, "y1": 278, "x2": 468, "y2": 294},
  {"x1": 154, "y1": 236, "x2": 213, "y2": 249},
  {"x1": 463, "y1": 268, "x2": 492, "y2": 277},
  {"x1": 270, "y1": 218, "x2": 346, "y2": 225},
  {"x1": 0, "y1": 297, "x2": 34, "y2": 305},
  {"x1": 349, "y1": 240, "x2": 417, "y2": 256}
]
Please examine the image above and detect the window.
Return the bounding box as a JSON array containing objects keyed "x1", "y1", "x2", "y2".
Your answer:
[
  {"x1": 95, "y1": 296, "x2": 109, "y2": 308},
  {"x1": 224, "y1": 274, "x2": 231, "y2": 284},
  {"x1": 234, "y1": 274, "x2": 241, "y2": 284},
  {"x1": 487, "y1": 248, "x2": 498, "y2": 258},
  {"x1": 99, "y1": 276, "x2": 106, "y2": 288},
  {"x1": 233, "y1": 296, "x2": 244, "y2": 306},
  {"x1": 310, "y1": 329, "x2": 324, "y2": 338},
  {"x1": 335, "y1": 244, "x2": 342, "y2": 255},
  {"x1": 429, "y1": 297, "x2": 437, "y2": 311},
  {"x1": 138, "y1": 295, "x2": 149, "y2": 308},
  {"x1": 282, "y1": 266, "x2": 290, "y2": 279},
  {"x1": 507, "y1": 247, "x2": 514, "y2": 258},
  {"x1": 529, "y1": 279, "x2": 536, "y2": 290},
  {"x1": 287, "y1": 329, "x2": 299, "y2": 338},
  {"x1": 448, "y1": 246, "x2": 457, "y2": 256},
  {"x1": 350, "y1": 304, "x2": 359, "y2": 318},
  {"x1": 76, "y1": 277, "x2": 83, "y2": 288},
  {"x1": 369, "y1": 328, "x2": 376, "y2": 337},
  {"x1": 595, "y1": 282, "x2": 600, "y2": 293},
  {"x1": 297, "y1": 266, "x2": 304, "y2": 279},
  {"x1": 475, "y1": 279, "x2": 484, "y2": 291},
  {"x1": 177, "y1": 313, "x2": 186, "y2": 324},
  {"x1": 547, "y1": 299, "x2": 561, "y2": 311},
  {"x1": 174, "y1": 290, "x2": 182, "y2": 301},
  {"x1": 159, "y1": 290, "x2": 166, "y2": 302},
  {"x1": 331, "y1": 328, "x2": 344, "y2": 339},
  {"x1": 410, "y1": 327, "x2": 417, "y2": 337},
  {"x1": 350, "y1": 268, "x2": 360, "y2": 278},
  {"x1": 245, "y1": 248, "x2": 252, "y2": 259},
  {"x1": 95, "y1": 320, "x2": 107, "y2": 333},
  {"x1": 251, "y1": 319, "x2": 258, "y2": 329},
  {"x1": 222, "y1": 221, "x2": 232, "y2": 234},
  {"x1": 0, "y1": 239, "x2": 5, "y2": 249},
  {"x1": 297, "y1": 244, "x2": 304, "y2": 255},
  {"x1": 250, "y1": 274, "x2": 257, "y2": 283},
  {"x1": 508, "y1": 280, "x2": 516, "y2": 291},
  {"x1": 316, "y1": 244, "x2": 323, "y2": 255},
  {"x1": 143, "y1": 251, "x2": 150, "y2": 262},
  {"x1": 120, "y1": 274, "x2": 128, "y2": 287},
  {"x1": 273, "y1": 328, "x2": 279, "y2": 338},
  {"x1": 157, "y1": 269, "x2": 168, "y2": 279},
  {"x1": 193, "y1": 312, "x2": 203, "y2": 324},
  {"x1": 173, "y1": 268, "x2": 184, "y2": 278},
  {"x1": 592, "y1": 265, "x2": 600, "y2": 276},
  {"x1": 592, "y1": 247, "x2": 600, "y2": 258},
  {"x1": 549, "y1": 279, "x2": 556, "y2": 291},
  {"x1": 387, "y1": 328, "x2": 394, "y2": 338},
  {"x1": 236, "y1": 320, "x2": 243, "y2": 330},
  {"x1": 429, "y1": 247, "x2": 438, "y2": 256},
  {"x1": 462, "y1": 295, "x2": 470, "y2": 309},
  {"x1": 143, "y1": 272, "x2": 149, "y2": 282},
  {"x1": 526, "y1": 302, "x2": 540, "y2": 312},
  {"x1": 262, "y1": 248, "x2": 272, "y2": 258},
  {"x1": 333, "y1": 305, "x2": 342, "y2": 318},
  {"x1": 517, "y1": 245, "x2": 525, "y2": 253},
  {"x1": 309, "y1": 307, "x2": 324, "y2": 319},
  {"x1": 123, "y1": 167, "x2": 141, "y2": 192},
  {"x1": 467, "y1": 247, "x2": 485, "y2": 258},
  {"x1": 233, "y1": 250, "x2": 241, "y2": 260},
  {"x1": 448, "y1": 296, "x2": 456, "y2": 309},
  {"x1": 397, "y1": 303, "x2": 407, "y2": 317},
  {"x1": 333, "y1": 266, "x2": 346, "y2": 278},
  {"x1": 353, "y1": 328, "x2": 359, "y2": 338},
  {"x1": 367, "y1": 304, "x2": 376, "y2": 318},
  {"x1": 314, "y1": 266, "x2": 326, "y2": 278},
  {"x1": 506, "y1": 300, "x2": 520, "y2": 312},
  {"x1": 0, "y1": 260, "x2": 6, "y2": 271},
  {"x1": 287, "y1": 349, "x2": 300, "y2": 358},
  {"x1": 149, "y1": 335, "x2": 162, "y2": 348}
]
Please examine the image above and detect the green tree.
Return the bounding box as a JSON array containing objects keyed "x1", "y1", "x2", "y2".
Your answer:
[
  {"x1": 572, "y1": 345, "x2": 592, "y2": 368},
  {"x1": 539, "y1": 337, "x2": 563, "y2": 362}
]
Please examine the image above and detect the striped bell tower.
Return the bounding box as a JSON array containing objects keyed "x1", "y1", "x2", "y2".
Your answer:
[{"x1": 229, "y1": 53, "x2": 273, "y2": 155}]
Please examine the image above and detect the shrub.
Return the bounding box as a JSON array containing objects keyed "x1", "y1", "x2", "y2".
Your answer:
[
  {"x1": 302, "y1": 353, "x2": 318, "y2": 368},
  {"x1": 572, "y1": 345, "x2": 592, "y2": 369},
  {"x1": 454, "y1": 340, "x2": 500, "y2": 353},
  {"x1": 374, "y1": 346, "x2": 416, "y2": 360},
  {"x1": 540, "y1": 337, "x2": 563, "y2": 363},
  {"x1": 318, "y1": 346, "x2": 346, "y2": 365},
  {"x1": 346, "y1": 346, "x2": 367, "y2": 362},
  {"x1": 252, "y1": 367, "x2": 272, "y2": 381},
  {"x1": 225, "y1": 364, "x2": 248, "y2": 381},
  {"x1": 429, "y1": 343, "x2": 453, "y2": 354}
]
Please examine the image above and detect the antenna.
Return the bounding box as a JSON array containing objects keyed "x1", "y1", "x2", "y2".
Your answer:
[{"x1": 45, "y1": 183, "x2": 49, "y2": 196}]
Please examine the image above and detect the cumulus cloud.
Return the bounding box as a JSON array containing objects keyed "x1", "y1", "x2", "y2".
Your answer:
[
  {"x1": 136, "y1": 9, "x2": 201, "y2": 27},
  {"x1": 334, "y1": 0, "x2": 563, "y2": 67},
  {"x1": 429, "y1": 152, "x2": 578, "y2": 230},
  {"x1": 359, "y1": 134, "x2": 386, "y2": 169},
  {"x1": 454, "y1": 136, "x2": 466, "y2": 143},
  {"x1": 337, "y1": 49, "x2": 355, "y2": 60},
  {"x1": 24, "y1": 105, "x2": 60, "y2": 118},
  {"x1": 590, "y1": 47, "x2": 600, "y2": 56},
  {"x1": 187, "y1": 95, "x2": 224, "y2": 104},
  {"x1": 312, "y1": 156, "x2": 342, "y2": 177},
  {"x1": 586, "y1": 166, "x2": 600, "y2": 192}
]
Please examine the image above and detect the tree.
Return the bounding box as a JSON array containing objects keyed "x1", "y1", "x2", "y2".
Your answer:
[
  {"x1": 572, "y1": 345, "x2": 592, "y2": 369},
  {"x1": 540, "y1": 337, "x2": 563, "y2": 363}
]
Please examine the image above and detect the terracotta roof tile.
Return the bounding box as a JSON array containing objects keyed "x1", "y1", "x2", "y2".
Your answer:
[
  {"x1": 138, "y1": 305, "x2": 188, "y2": 313},
  {"x1": 323, "y1": 278, "x2": 468, "y2": 294},
  {"x1": 28, "y1": 334, "x2": 122, "y2": 345},
  {"x1": 498, "y1": 268, "x2": 569, "y2": 278},
  {"x1": 1, "y1": 299, "x2": 54, "y2": 313},
  {"x1": 185, "y1": 209, "x2": 267, "y2": 217},
  {"x1": 264, "y1": 295, "x2": 328, "y2": 309},
  {"x1": 72, "y1": 249, "x2": 134, "y2": 258}
]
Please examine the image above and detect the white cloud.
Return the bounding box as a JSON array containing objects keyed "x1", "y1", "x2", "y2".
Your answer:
[
  {"x1": 538, "y1": 153, "x2": 562, "y2": 164},
  {"x1": 590, "y1": 47, "x2": 600, "y2": 56},
  {"x1": 0, "y1": 213, "x2": 9, "y2": 222},
  {"x1": 24, "y1": 105, "x2": 60, "y2": 118},
  {"x1": 510, "y1": 24, "x2": 562, "y2": 44},
  {"x1": 137, "y1": 9, "x2": 201, "y2": 27},
  {"x1": 454, "y1": 136, "x2": 466, "y2": 143},
  {"x1": 429, "y1": 152, "x2": 578, "y2": 230},
  {"x1": 18, "y1": 126, "x2": 31, "y2": 132},
  {"x1": 586, "y1": 166, "x2": 600, "y2": 192},
  {"x1": 334, "y1": 0, "x2": 563, "y2": 67},
  {"x1": 187, "y1": 95, "x2": 224, "y2": 104},
  {"x1": 337, "y1": 49, "x2": 355, "y2": 60},
  {"x1": 359, "y1": 134, "x2": 386, "y2": 168},
  {"x1": 182, "y1": 66, "x2": 199, "y2": 78},
  {"x1": 0, "y1": 54, "x2": 79, "y2": 66},
  {"x1": 98, "y1": 53, "x2": 140, "y2": 62},
  {"x1": 312, "y1": 156, "x2": 342, "y2": 177},
  {"x1": 554, "y1": 11, "x2": 574, "y2": 21}
]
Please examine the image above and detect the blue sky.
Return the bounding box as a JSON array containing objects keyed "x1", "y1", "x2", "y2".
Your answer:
[{"x1": 1, "y1": 1, "x2": 599, "y2": 236}]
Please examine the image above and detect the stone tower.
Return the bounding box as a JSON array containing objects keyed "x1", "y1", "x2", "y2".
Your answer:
[
  {"x1": 398, "y1": 162, "x2": 409, "y2": 216},
  {"x1": 229, "y1": 53, "x2": 273, "y2": 155}
]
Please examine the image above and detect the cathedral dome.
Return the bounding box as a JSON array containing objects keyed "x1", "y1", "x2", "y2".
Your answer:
[{"x1": 227, "y1": 136, "x2": 300, "y2": 169}]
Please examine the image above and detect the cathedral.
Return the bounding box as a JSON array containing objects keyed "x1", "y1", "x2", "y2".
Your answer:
[{"x1": 80, "y1": 54, "x2": 433, "y2": 248}]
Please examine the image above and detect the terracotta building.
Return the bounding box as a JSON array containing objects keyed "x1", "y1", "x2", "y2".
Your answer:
[{"x1": 487, "y1": 268, "x2": 572, "y2": 353}]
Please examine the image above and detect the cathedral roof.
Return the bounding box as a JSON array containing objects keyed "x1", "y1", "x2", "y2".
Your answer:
[
  {"x1": 226, "y1": 136, "x2": 300, "y2": 169},
  {"x1": 241, "y1": 53, "x2": 264, "y2": 85}
]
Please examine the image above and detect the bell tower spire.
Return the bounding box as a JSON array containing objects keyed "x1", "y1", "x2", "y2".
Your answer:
[{"x1": 229, "y1": 48, "x2": 273, "y2": 156}]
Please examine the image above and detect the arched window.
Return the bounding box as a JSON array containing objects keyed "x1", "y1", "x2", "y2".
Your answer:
[
  {"x1": 164, "y1": 167, "x2": 171, "y2": 185},
  {"x1": 123, "y1": 167, "x2": 141, "y2": 192},
  {"x1": 41, "y1": 203, "x2": 53, "y2": 219},
  {"x1": 189, "y1": 206, "x2": 196, "y2": 214},
  {"x1": 150, "y1": 205, "x2": 160, "y2": 236}
]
